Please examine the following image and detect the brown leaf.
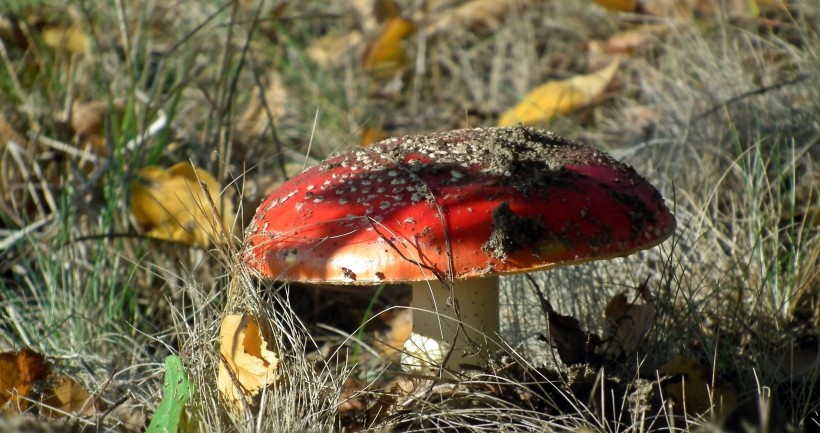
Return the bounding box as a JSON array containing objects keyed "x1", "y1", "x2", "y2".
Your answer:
[
  {"x1": 352, "y1": 0, "x2": 400, "y2": 34},
  {"x1": 498, "y1": 60, "x2": 620, "y2": 126},
  {"x1": 594, "y1": 0, "x2": 638, "y2": 12},
  {"x1": 602, "y1": 291, "x2": 656, "y2": 357},
  {"x1": 217, "y1": 315, "x2": 280, "y2": 408},
  {"x1": 541, "y1": 300, "x2": 602, "y2": 365},
  {"x1": 42, "y1": 374, "x2": 96, "y2": 418},
  {"x1": 130, "y1": 162, "x2": 236, "y2": 247},
  {"x1": 1, "y1": 348, "x2": 49, "y2": 413},
  {"x1": 425, "y1": 0, "x2": 519, "y2": 35},
  {"x1": 605, "y1": 24, "x2": 668, "y2": 55},
  {"x1": 659, "y1": 357, "x2": 737, "y2": 416}
]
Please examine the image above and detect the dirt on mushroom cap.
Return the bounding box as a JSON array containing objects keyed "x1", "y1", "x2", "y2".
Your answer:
[{"x1": 243, "y1": 126, "x2": 676, "y2": 284}]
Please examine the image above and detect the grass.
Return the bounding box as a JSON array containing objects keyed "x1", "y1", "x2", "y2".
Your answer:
[{"x1": 1, "y1": 0, "x2": 818, "y2": 431}]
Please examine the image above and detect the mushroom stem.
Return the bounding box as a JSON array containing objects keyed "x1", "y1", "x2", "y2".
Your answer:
[{"x1": 402, "y1": 277, "x2": 500, "y2": 372}]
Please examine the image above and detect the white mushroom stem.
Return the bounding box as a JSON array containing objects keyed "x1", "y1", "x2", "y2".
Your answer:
[{"x1": 401, "y1": 277, "x2": 500, "y2": 372}]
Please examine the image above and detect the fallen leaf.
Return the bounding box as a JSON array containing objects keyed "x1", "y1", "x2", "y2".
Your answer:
[
  {"x1": 352, "y1": 0, "x2": 400, "y2": 34},
  {"x1": 130, "y1": 162, "x2": 236, "y2": 247},
  {"x1": 145, "y1": 355, "x2": 191, "y2": 433},
  {"x1": 605, "y1": 24, "x2": 668, "y2": 55},
  {"x1": 659, "y1": 357, "x2": 737, "y2": 416},
  {"x1": 376, "y1": 308, "x2": 412, "y2": 358},
  {"x1": 217, "y1": 315, "x2": 280, "y2": 407},
  {"x1": 361, "y1": 17, "x2": 414, "y2": 76},
  {"x1": 0, "y1": 348, "x2": 49, "y2": 412},
  {"x1": 594, "y1": 0, "x2": 638, "y2": 12},
  {"x1": 538, "y1": 298, "x2": 602, "y2": 366},
  {"x1": 426, "y1": 0, "x2": 518, "y2": 35},
  {"x1": 602, "y1": 290, "x2": 655, "y2": 357},
  {"x1": 307, "y1": 31, "x2": 364, "y2": 69},
  {"x1": 65, "y1": 100, "x2": 126, "y2": 161},
  {"x1": 498, "y1": 60, "x2": 620, "y2": 126},
  {"x1": 360, "y1": 125, "x2": 388, "y2": 146},
  {"x1": 41, "y1": 25, "x2": 89, "y2": 55},
  {"x1": 695, "y1": 0, "x2": 761, "y2": 17},
  {"x1": 639, "y1": 0, "x2": 696, "y2": 20},
  {"x1": 42, "y1": 375, "x2": 96, "y2": 418}
]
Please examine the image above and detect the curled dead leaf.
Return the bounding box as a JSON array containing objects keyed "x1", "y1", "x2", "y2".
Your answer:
[
  {"x1": 498, "y1": 60, "x2": 620, "y2": 126},
  {"x1": 602, "y1": 291, "x2": 656, "y2": 357},
  {"x1": 130, "y1": 162, "x2": 236, "y2": 247},
  {"x1": 659, "y1": 356, "x2": 737, "y2": 417},
  {"x1": 539, "y1": 299, "x2": 602, "y2": 366},
  {"x1": 217, "y1": 315, "x2": 280, "y2": 407}
]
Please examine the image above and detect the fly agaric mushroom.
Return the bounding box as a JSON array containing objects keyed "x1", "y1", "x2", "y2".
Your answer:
[{"x1": 243, "y1": 126, "x2": 676, "y2": 372}]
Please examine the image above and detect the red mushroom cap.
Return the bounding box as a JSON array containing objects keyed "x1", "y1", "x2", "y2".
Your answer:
[{"x1": 243, "y1": 126, "x2": 676, "y2": 284}]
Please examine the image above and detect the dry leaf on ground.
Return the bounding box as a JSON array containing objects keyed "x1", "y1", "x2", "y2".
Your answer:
[
  {"x1": 351, "y1": 0, "x2": 400, "y2": 34},
  {"x1": 602, "y1": 291, "x2": 656, "y2": 357},
  {"x1": 375, "y1": 308, "x2": 412, "y2": 359},
  {"x1": 361, "y1": 17, "x2": 414, "y2": 76},
  {"x1": 498, "y1": 60, "x2": 620, "y2": 126},
  {"x1": 425, "y1": 0, "x2": 518, "y2": 35},
  {"x1": 217, "y1": 315, "x2": 280, "y2": 407},
  {"x1": 130, "y1": 162, "x2": 235, "y2": 247},
  {"x1": 1, "y1": 349, "x2": 48, "y2": 412},
  {"x1": 1, "y1": 348, "x2": 94, "y2": 417},
  {"x1": 540, "y1": 299, "x2": 602, "y2": 365},
  {"x1": 594, "y1": 0, "x2": 638, "y2": 12},
  {"x1": 307, "y1": 31, "x2": 364, "y2": 69},
  {"x1": 659, "y1": 356, "x2": 737, "y2": 416},
  {"x1": 605, "y1": 24, "x2": 668, "y2": 55},
  {"x1": 41, "y1": 375, "x2": 96, "y2": 418},
  {"x1": 41, "y1": 25, "x2": 89, "y2": 55}
]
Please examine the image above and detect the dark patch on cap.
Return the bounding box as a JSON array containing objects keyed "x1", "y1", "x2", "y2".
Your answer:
[{"x1": 482, "y1": 202, "x2": 545, "y2": 261}]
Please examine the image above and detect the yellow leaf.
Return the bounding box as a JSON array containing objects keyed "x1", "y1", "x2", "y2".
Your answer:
[
  {"x1": 361, "y1": 17, "x2": 414, "y2": 76},
  {"x1": 41, "y1": 26, "x2": 89, "y2": 55},
  {"x1": 130, "y1": 162, "x2": 235, "y2": 247},
  {"x1": 42, "y1": 375, "x2": 96, "y2": 418},
  {"x1": 659, "y1": 357, "x2": 737, "y2": 416},
  {"x1": 594, "y1": 0, "x2": 638, "y2": 12},
  {"x1": 499, "y1": 60, "x2": 620, "y2": 126},
  {"x1": 217, "y1": 315, "x2": 280, "y2": 407}
]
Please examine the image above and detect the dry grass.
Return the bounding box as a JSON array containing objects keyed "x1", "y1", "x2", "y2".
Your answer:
[{"x1": 0, "y1": 0, "x2": 818, "y2": 432}]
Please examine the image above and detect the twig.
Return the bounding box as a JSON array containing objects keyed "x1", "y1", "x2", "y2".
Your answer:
[{"x1": 693, "y1": 73, "x2": 810, "y2": 120}]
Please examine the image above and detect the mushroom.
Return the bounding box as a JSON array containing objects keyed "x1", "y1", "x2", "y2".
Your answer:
[{"x1": 243, "y1": 126, "x2": 676, "y2": 372}]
